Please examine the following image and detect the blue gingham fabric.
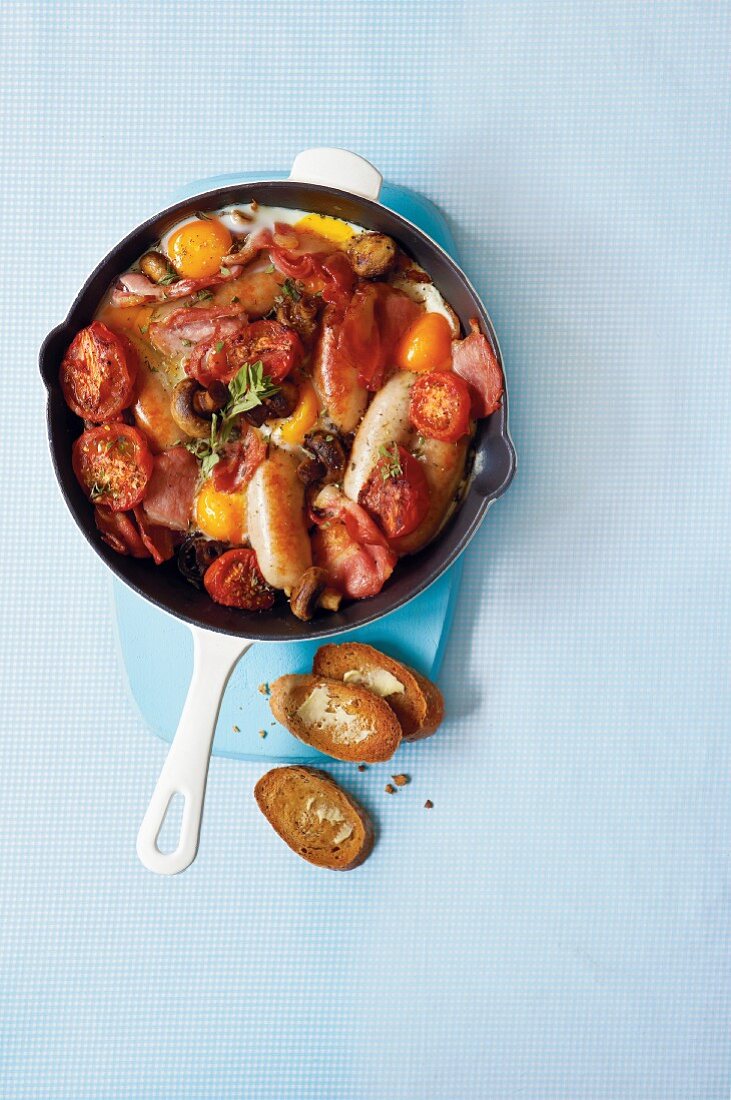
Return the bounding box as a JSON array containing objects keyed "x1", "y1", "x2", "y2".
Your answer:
[{"x1": 2, "y1": 3, "x2": 729, "y2": 1098}]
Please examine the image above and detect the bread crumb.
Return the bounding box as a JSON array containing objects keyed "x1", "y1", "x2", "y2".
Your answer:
[
  {"x1": 391, "y1": 773, "x2": 409, "y2": 786},
  {"x1": 259, "y1": 729, "x2": 267, "y2": 738},
  {"x1": 232, "y1": 725, "x2": 240, "y2": 733},
  {"x1": 258, "y1": 682, "x2": 270, "y2": 696},
  {"x1": 424, "y1": 799, "x2": 433, "y2": 809},
  {"x1": 357, "y1": 763, "x2": 367, "y2": 772},
  {"x1": 385, "y1": 783, "x2": 396, "y2": 794}
]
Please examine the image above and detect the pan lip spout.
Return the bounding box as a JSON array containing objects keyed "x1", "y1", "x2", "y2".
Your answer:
[{"x1": 39, "y1": 177, "x2": 516, "y2": 642}]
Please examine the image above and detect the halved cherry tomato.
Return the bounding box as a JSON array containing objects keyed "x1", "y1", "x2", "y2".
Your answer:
[
  {"x1": 359, "y1": 445, "x2": 430, "y2": 539},
  {"x1": 395, "y1": 312, "x2": 453, "y2": 373},
  {"x1": 203, "y1": 548, "x2": 275, "y2": 611},
  {"x1": 73, "y1": 424, "x2": 153, "y2": 511},
  {"x1": 226, "y1": 320, "x2": 304, "y2": 382},
  {"x1": 60, "y1": 322, "x2": 137, "y2": 422},
  {"x1": 408, "y1": 370, "x2": 472, "y2": 443}
]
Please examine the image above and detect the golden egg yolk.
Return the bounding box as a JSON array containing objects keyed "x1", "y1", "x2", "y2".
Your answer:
[
  {"x1": 276, "y1": 383, "x2": 319, "y2": 445},
  {"x1": 294, "y1": 213, "x2": 356, "y2": 245},
  {"x1": 395, "y1": 312, "x2": 453, "y2": 373},
  {"x1": 195, "y1": 481, "x2": 247, "y2": 543},
  {"x1": 167, "y1": 219, "x2": 233, "y2": 279}
]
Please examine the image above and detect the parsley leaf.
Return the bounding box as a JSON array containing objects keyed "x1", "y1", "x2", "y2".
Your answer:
[
  {"x1": 184, "y1": 362, "x2": 280, "y2": 477},
  {"x1": 281, "y1": 278, "x2": 301, "y2": 302},
  {"x1": 220, "y1": 266, "x2": 231, "y2": 277},
  {"x1": 378, "y1": 443, "x2": 403, "y2": 480},
  {"x1": 157, "y1": 272, "x2": 180, "y2": 286}
]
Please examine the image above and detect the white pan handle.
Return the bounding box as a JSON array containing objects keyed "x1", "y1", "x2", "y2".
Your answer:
[
  {"x1": 136, "y1": 626, "x2": 253, "y2": 875},
  {"x1": 289, "y1": 147, "x2": 382, "y2": 202}
]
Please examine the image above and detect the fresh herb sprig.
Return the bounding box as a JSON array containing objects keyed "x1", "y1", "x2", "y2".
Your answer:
[{"x1": 185, "y1": 360, "x2": 279, "y2": 477}]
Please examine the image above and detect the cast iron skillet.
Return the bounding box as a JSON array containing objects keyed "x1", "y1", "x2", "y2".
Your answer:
[{"x1": 40, "y1": 149, "x2": 516, "y2": 873}]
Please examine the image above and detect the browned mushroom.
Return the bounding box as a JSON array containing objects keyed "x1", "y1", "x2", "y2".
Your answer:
[
  {"x1": 303, "y1": 430, "x2": 347, "y2": 484},
  {"x1": 194, "y1": 380, "x2": 228, "y2": 415},
  {"x1": 170, "y1": 380, "x2": 213, "y2": 439},
  {"x1": 243, "y1": 380, "x2": 299, "y2": 427},
  {"x1": 139, "y1": 251, "x2": 175, "y2": 284},
  {"x1": 289, "y1": 567, "x2": 330, "y2": 621},
  {"x1": 346, "y1": 232, "x2": 397, "y2": 278},
  {"x1": 275, "y1": 291, "x2": 322, "y2": 345},
  {"x1": 296, "y1": 456, "x2": 326, "y2": 486}
]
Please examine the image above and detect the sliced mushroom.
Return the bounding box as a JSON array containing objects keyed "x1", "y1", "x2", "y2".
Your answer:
[
  {"x1": 289, "y1": 567, "x2": 330, "y2": 622},
  {"x1": 243, "y1": 380, "x2": 299, "y2": 427},
  {"x1": 193, "y1": 381, "x2": 228, "y2": 415},
  {"x1": 346, "y1": 232, "x2": 397, "y2": 279},
  {"x1": 319, "y1": 587, "x2": 342, "y2": 612},
  {"x1": 275, "y1": 292, "x2": 322, "y2": 345},
  {"x1": 170, "y1": 379, "x2": 212, "y2": 439},
  {"x1": 296, "y1": 456, "x2": 326, "y2": 486},
  {"x1": 139, "y1": 250, "x2": 175, "y2": 284},
  {"x1": 178, "y1": 535, "x2": 226, "y2": 589},
  {"x1": 303, "y1": 430, "x2": 347, "y2": 484}
]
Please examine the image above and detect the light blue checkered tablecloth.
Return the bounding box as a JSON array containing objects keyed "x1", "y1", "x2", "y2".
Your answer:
[{"x1": 1, "y1": 3, "x2": 729, "y2": 1098}]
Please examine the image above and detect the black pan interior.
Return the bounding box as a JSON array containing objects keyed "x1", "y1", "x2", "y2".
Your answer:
[{"x1": 40, "y1": 181, "x2": 515, "y2": 641}]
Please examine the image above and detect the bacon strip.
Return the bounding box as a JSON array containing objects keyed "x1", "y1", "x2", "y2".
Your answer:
[
  {"x1": 211, "y1": 430, "x2": 267, "y2": 494},
  {"x1": 142, "y1": 446, "x2": 198, "y2": 531},
  {"x1": 311, "y1": 486, "x2": 396, "y2": 599},
  {"x1": 451, "y1": 318, "x2": 504, "y2": 417},
  {"x1": 111, "y1": 265, "x2": 244, "y2": 308},
  {"x1": 148, "y1": 305, "x2": 248, "y2": 359}
]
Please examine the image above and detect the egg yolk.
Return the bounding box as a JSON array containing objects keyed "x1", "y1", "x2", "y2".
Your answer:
[
  {"x1": 195, "y1": 481, "x2": 247, "y2": 543},
  {"x1": 167, "y1": 219, "x2": 233, "y2": 279},
  {"x1": 294, "y1": 213, "x2": 355, "y2": 245},
  {"x1": 275, "y1": 383, "x2": 319, "y2": 445},
  {"x1": 395, "y1": 312, "x2": 453, "y2": 373}
]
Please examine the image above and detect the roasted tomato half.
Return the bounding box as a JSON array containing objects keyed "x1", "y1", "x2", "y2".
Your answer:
[
  {"x1": 226, "y1": 320, "x2": 304, "y2": 383},
  {"x1": 203, "y1": 548, "x2": 276, "y2": 611},
  {"x1": 73, "y1": 424, "x2": 153, "y2": 511},
  {"x1": 359, "y1": 444, "x2": 430, "y2": 539},
  {"x1": 408, "y1": 370, "x2": 472, "y2": 443},
  {"x1": 60, "y1": 322, "x2": 137, "y2": 422}
]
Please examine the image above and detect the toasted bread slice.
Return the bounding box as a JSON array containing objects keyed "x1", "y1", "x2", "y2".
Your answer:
[
  {"x1": 313, "y1": 642, "x2": 444, "y2": 741},
  {"x1": 269, "y1": 673, "x2": 402, "y2": 762},
  {"x1": 254, "y1": 766, "x2": 373, "y2": 870}
]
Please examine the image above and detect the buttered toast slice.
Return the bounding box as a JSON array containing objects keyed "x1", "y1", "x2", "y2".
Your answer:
[
  {"x1": 312, "y1": 643, "x2": 444, "y2": 741},
  {"x1": 269, "y1": 674, "x2": 402, "y2": 762},
  {"x1": 254, "y1": 766, "x2": 374, "y2": 870}
]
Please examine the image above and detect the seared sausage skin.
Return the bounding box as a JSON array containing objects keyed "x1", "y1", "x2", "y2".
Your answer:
[
  {"x1": 312, "y1": 304, "x2": 368, "y2": 434},
  {"x1": 343, "y1": 369, "x2": 470, "y2": 555},
  {"x1": 247, "y1": 446, "x2": 312, "y2": 593}
]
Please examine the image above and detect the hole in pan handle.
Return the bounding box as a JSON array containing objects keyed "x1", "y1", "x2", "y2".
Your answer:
[
  {"x1": 289, "y1": 147, "x2": 383, "y2": 203},
  {"x1": 136, "y1": 626, "x2": 253, "y2": 875}
]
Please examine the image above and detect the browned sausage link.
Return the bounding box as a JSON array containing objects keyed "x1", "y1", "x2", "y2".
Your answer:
[
  {"x1": 289, "y1": 567, "x2": 330, "y2": 621},
  {"x1": 346, "y1": 232, "x2": 397, "y2": 279}
]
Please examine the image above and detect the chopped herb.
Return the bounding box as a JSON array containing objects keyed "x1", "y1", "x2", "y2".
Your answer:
[
  {"x1": 89, "y1": 479, "x2": 112, "y2": 502},
  {"x1": 378, "y1": 442, "x2": 403, "y2": 480},
  {"x1": 263, "y1": 263, "x2": 275, "y2": 274},
  {"x1": 195, "y1": 288, "x2": 214, "y2": 302},
  {"x1": 259, "y1": 729, "x2": 267, "y2": 738},
  {"x1": 281, "y1": 278, "x2": 301, "y2": 302},
  {"x1": 184, "y1": 361, "x2": 280, "y2": 478},
  {"x1": 181, "y1": 338, "x2": 193, "y2": 348},
  {"x1": 157, "y1": 272, "x2": 180, "y2": 286},
  {"x1": 194, "y1": 210, "x2": 211, "y2": 221},
  {"x1": 232, "y1": 725, "x2": 240, "y2": 733},
  {"x1": 220, "y1": 266, "x2": 231, "y2": 277},
  {"x1": 214, "y1": 341, "x2": 224, "y2": 353},
  {"x1": 325, "y1": 434, "x2": 334, "y2": 442},
  {"x1": 139, "y1": 323, "x2": 149, "y2": 334},
  {"x1": 230, "y1": 295, "x2": 240, "y2": 304}
]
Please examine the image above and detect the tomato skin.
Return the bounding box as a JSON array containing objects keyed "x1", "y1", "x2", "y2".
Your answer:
[
  {"x1": 409, "y1": 370, "x2": 472, "y2": 443},
  {"x1": 203, "y1": 548, "x2": 276, "y2": 611},
  {"x1": 359, "y1": 445, "x2": 431, "y2": 539},
  {"x1": 226, "y1": 320, "x2": 304, "y2": 383},
  {"x1": 73, "y1": 424, "x2": 153, "y2": 512},
  {"x1": 60, "y1": 322, "x2": 137, "y2": 422}
]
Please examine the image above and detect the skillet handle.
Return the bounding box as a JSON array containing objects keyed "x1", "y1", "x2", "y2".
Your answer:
[
  {"x1": 136, "y1": 626, "x2": 253, "y2": 875},
  {"x1": 289, "y1": 147, "x2": 382, "y2": 202}
]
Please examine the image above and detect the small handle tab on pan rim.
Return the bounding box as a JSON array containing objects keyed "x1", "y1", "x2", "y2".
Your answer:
[
  {"x1": 289, "y1": 147, "x2": 383, "y2": 202},
  {"x1": 136, "y1": 626, "x2": 253, "y2": 875}
]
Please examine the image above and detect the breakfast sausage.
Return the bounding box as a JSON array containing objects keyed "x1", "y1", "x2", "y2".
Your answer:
[
  {"x1": 343, "y1": 371, "x2": 415, "y2": 500},
  {"x1": 388, "y1": 435, "x2": 470, "y2": 555},
  {"x1": 133, "y1": 367, "x2": 188, "y2": 453},
  {"x1": 313, "y1": 304, "x2": 368, "y2": 434},
  {"x1": 246, "y1": 445, "x2": 312, "y2": 593}
]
